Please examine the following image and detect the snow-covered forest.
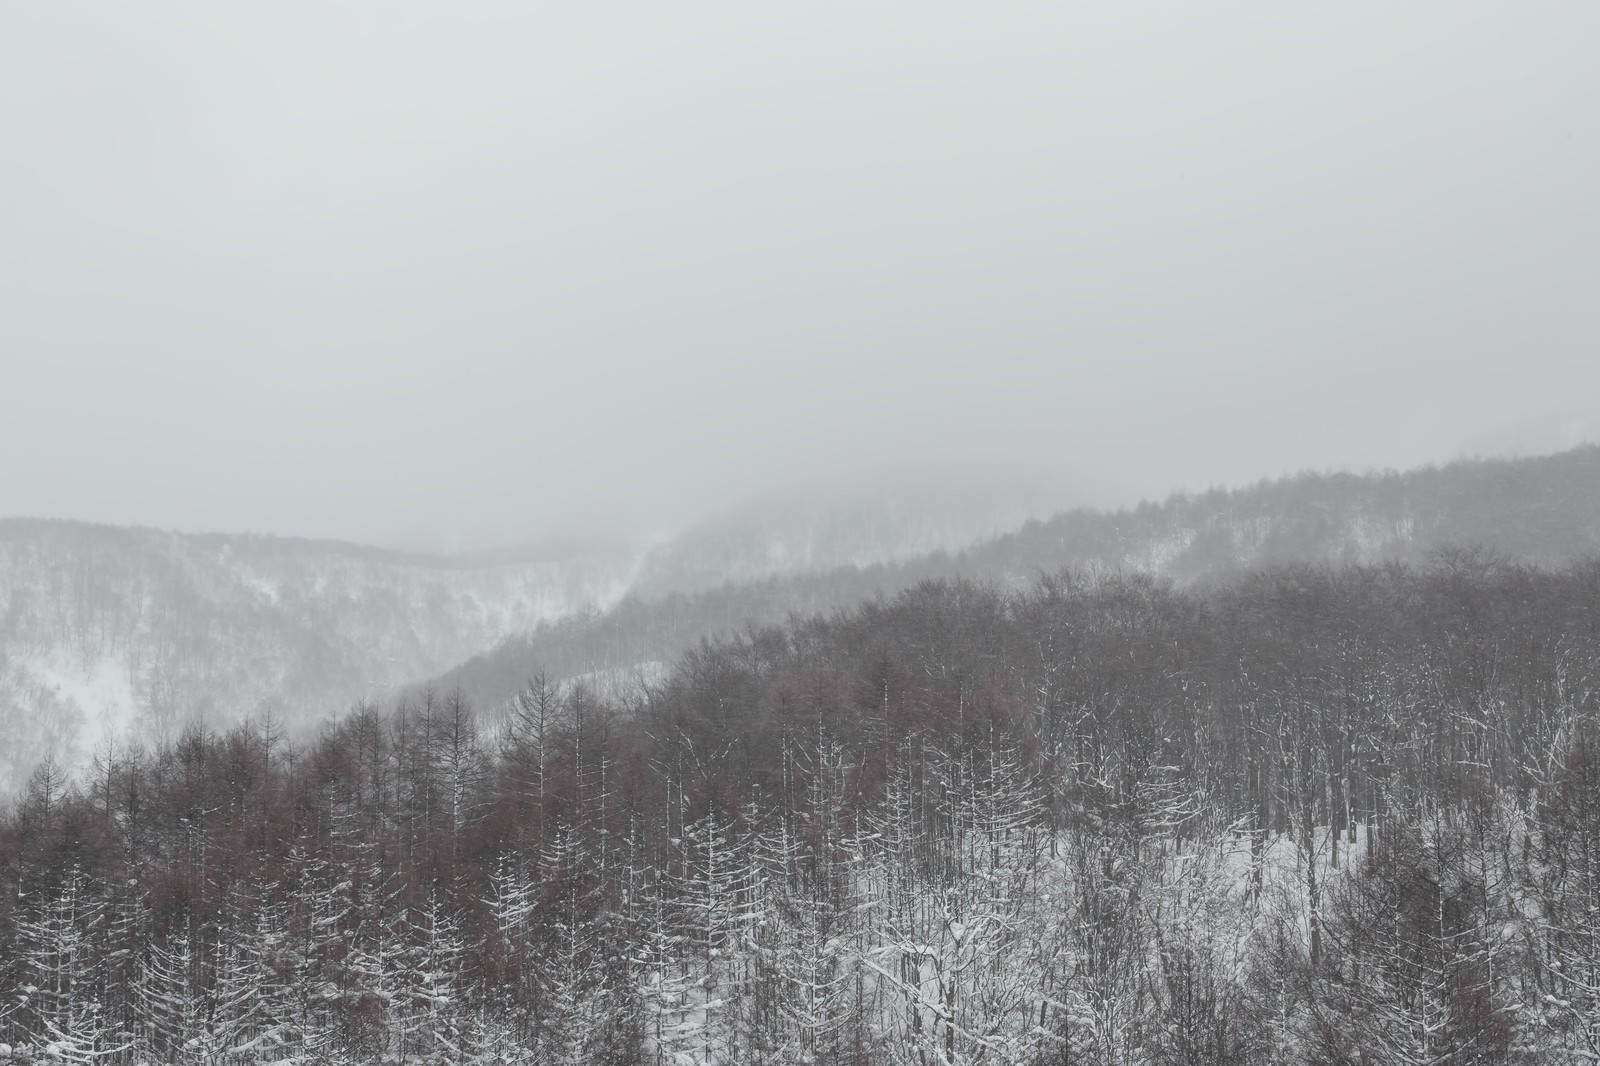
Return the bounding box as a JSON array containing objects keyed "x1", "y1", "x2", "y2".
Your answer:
[
  {"x1": 4, "y1": 553, "x2": 1598, "y2": 1063},
  {"x1": 8, "y1": 0, "x2": 1598, "y2": 1059}
]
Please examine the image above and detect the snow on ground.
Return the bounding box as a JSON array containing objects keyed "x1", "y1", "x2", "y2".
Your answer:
[{"x1": 1, "y1": 647, "x2": 140, "y2": 787}]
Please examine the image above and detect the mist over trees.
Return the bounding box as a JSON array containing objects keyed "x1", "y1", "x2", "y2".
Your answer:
[
  {"x1": 0, "y1": 521, "x2": 644, "y2": 795},
  {"x1": 431, "y1": 446, "x2": 1600, "y2": 719},
  {"x1": 5, "y1": 553, "x2": 1600, "y2": 1063},
  {"x1": 8, "y1": 0, "x2": 1597, "y2": 1058},
  {"x1": 0, "y1": 486, "x2": 1038, "y2": 797},
  {"x1": 8, "y1": 446, "x2": 1599, "y2": 802}
]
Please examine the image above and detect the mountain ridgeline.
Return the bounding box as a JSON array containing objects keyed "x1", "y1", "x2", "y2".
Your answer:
[
  {"x1": 0, "y1": 494, "x2": 1028, "y2": 795},
  {"x1": 4, "y1": 446, "x2": 1598, "y2": 794},
  {"x1": 429, "y1": 445, "x2": 1600, "y2": 719},
  {"x1": 0, "y1": 522, "x2": 641, "y2": 794}
]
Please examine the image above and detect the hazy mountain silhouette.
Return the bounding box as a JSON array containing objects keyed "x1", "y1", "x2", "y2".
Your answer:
[
  {"x1": 6, "y1": 445, "x2": 1598, "y2": 792},
  {"x1": 0, "y1": 521, "x2": 641, "y2": 791},
  {"x1": 426, "y1": 446, "x2": 1600, "y2": 719}
]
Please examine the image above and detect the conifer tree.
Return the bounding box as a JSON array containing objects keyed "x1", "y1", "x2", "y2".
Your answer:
[{"x1": 14, "y1": 865, "x2": 131, "y2": 1064}]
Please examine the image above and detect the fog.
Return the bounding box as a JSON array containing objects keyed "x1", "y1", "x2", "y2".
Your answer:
[{"x1": 3, "y1": 2, "x2": 1597, "y2": 552}]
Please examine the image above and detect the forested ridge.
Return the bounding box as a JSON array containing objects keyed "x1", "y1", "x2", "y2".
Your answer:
[
  {"x1": 0, "y1": 520, "x2": 641, "y2": 796},
  {"x1": 6, "y1": 553, "x2": 1600, "y2": 1063},
  {"x1": 0, "y1": 488, "x2": 1032, "y2": 797},
  {"x1": 8, "y1": 446, "x2": 1599, "y2": 803},
  {"x1": 430, "y1": 446, "x2": 1600, "y2": 719}
]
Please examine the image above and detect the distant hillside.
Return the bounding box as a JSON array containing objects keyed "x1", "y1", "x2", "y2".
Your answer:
[
  {"x1": 429, "y1": 445, "x2": 1600, "y2": 719},
  {"x1": 0, "y1": 520, "x2": 641, "y2": 792},
  {"x1": 979, "y1": 445, "x2": 1600, "y2": 584},
  {"x1": 0, "y1": 490, "x2": 1037, "y2": 795},
  {"x1": 10, "y1": 446, "x2": 1599, "y2": 791}
]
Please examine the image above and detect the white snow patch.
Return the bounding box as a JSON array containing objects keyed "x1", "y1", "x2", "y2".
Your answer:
[{"x1": 19, "y1": 648, "x2": 140, "y2": 765}]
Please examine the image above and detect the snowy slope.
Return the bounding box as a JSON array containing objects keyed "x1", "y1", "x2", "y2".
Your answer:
[{"x1": 0, "y1": 520, "x2": 645, "y2": 793}]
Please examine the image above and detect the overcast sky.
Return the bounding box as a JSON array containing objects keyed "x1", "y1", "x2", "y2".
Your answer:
[{"x1": 3, "y1": 2, "x2": 1597, "y2": 551}]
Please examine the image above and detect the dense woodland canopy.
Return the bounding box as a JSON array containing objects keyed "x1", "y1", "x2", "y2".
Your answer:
[{"x1": 6, "y1": 553, "x2": 1600, "y2": 1063}]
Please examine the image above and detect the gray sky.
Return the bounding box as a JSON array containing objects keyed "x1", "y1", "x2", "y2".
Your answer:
[{"x1": 3, "y1": 2, "x2": 1597, "y2": 551}]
